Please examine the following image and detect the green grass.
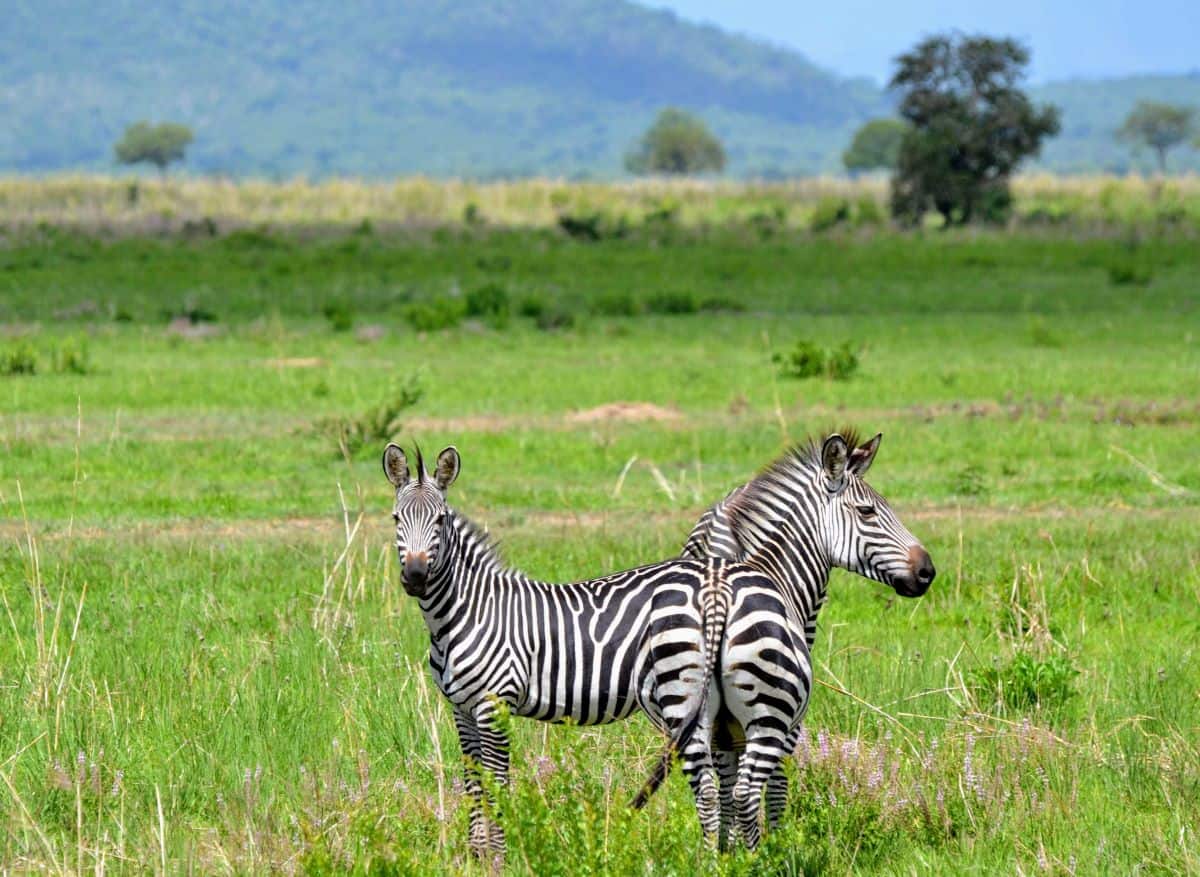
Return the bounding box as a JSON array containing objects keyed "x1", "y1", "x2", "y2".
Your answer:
[{"x1": 1, "y1": 227, "x2": 1198, "y2": 873}]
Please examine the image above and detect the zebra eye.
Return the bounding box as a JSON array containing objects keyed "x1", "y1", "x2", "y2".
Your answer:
[
  {"x1": 856, "y1": 504, "x2": 877, "y2": 517},
  {"x1": 392, "y1": 512, "x2": 400, "y2": 523}
]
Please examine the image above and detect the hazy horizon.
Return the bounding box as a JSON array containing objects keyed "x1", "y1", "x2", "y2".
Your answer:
[{"x1": 651, "y1": 0, "x2": 1200, "y2": 84}]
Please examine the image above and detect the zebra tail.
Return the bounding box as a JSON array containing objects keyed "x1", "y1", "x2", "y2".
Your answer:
[{"x1": 631, "y1": 568, "x2": 731, "y2": 809}]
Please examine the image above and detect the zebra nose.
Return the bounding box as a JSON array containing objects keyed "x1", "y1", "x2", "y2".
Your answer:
[
  {"x1": 404, "y1": 551, "x2": 429, "y2": 586},
  {"x1": 909, "y1": 546, "x2": 936, "y2": 587}
]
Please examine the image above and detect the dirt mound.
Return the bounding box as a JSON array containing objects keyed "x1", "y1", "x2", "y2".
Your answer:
[
  {"x1": 566, "y1": 402, "x2": 681, "y2": 424},
  {"x1": 262, "y1": 357, "x2": 326, "y2": 368}
]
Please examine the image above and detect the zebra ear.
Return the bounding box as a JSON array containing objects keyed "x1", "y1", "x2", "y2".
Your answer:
[
  {"x1": 847, "y1": 433, "x2": 882, "y2": 477},
  {"x1": 434, "y1": 446, "x2": 461, "y2": 491},
  {"x1": 382, "y1": 443, "x2": 409, "y2": 487},
  {"x1": 821, "y1": 434, "x2": 850, "y2": 489}
]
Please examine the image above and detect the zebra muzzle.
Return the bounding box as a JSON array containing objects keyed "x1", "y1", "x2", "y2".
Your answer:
[
  {"x1": 899, "y1": 545, "x2": 936, "y2": 596},
  {"x1": 404, "y1": 552, "x2": 429, "y2": 592}
]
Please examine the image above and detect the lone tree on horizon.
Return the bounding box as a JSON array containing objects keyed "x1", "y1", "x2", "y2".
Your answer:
[
  {"x1": 888, "y1": 34, "x2": 1060, "y2": 226},
  {"x1": 843, "y1": 118, "x2": 907, "y2": 175},
  {"x1": 114, "y1": 122, "x2": 194, "y2": 175},
  {"x1": 1117, "y1": 101, "x2": 1195, "y2": 173},
  {"x1": 626, "y1": 108, "x2": 726, "y2": 176}
]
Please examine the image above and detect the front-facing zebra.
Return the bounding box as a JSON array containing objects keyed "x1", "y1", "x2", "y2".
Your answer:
[
  {"x1": 679, "y1": 430, "x2": 936, "y2": 845},
  {"x1": 382, "y1": 443, "x2": 811, "y2": 858}
]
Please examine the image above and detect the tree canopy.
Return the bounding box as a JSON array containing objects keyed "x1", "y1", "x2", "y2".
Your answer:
[
  {"x1": 888, "y1": 34, "x2": 1060, "y2": 226},
  {"x1": 1117, "y1": 101, "x2": 1195, "y2": 172},
  {"x1": 843, "y1": 118, "x2": 907, "y2": 173},
  {"x1": 114, "y1": 122, "x2": 194, "y2": 173},
  {"x1": 625, "y1": 109, "x2": 726, "y2": 176}
]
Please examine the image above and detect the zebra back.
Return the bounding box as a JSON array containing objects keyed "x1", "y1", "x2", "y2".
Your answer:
[{"x1": 681, "y1": 485, "x2": 745, "y2": 561}]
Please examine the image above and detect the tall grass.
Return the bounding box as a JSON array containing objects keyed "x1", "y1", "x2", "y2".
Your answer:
[
  {"x1": 1, "y1": 173, "x2": 1199, "y2": 233},
  {"x1": 1, "y1": 221, "x2": 1197, "y2": 872}
]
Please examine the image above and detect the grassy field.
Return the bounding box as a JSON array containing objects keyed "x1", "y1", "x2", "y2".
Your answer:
[
  {"x1": 3, "y1": 173, "x2": 1200, "y2": 234},
  {"x1": 1, "y1": 218, "x2": 1198, "y2": 874}
]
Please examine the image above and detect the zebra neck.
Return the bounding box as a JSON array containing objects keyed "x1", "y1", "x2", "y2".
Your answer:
[
  {"x1": 416, "y1": 509, "x2": 536, "y2": 638},
  {"x1": 739, "y1": 512, "x2": 833, "y2": 623},
  {"x1": 748, "y1": 545, "x2": 831, "y2": 623}
]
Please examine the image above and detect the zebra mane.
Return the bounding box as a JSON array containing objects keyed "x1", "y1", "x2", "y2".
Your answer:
[
  {"x1": 727, "y1": 427, "x2": 864, "y2": 531},
  {"x1": 447, "y1": 506, "x2": 509, "y2": 573}
]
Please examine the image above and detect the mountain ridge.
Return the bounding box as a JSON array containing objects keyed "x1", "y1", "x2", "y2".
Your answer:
[{"x1": 2, "y1": 1, "x2": 1198, "y2": 177}]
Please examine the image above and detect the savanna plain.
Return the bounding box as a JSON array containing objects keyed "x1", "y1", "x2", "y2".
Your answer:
[{"x1": 1, "y1": 180, "x2": 1198, "y2": 875}]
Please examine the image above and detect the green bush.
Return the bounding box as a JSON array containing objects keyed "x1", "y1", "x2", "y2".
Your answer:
[
  {"x1": 405, "y1": 298, "x2": 463, "y2": 332},
  {"x1": 744, "y1": 203, "x2": 788, "y2": 236},
  {"x1": 1, "y1": 341, "x2": 39, "y2": 376},
  {"x1": 50, "y1": 336, "x2": 92, "y2": 374},
  {"x1": 558, "y1": 212, "x2": 628, "y2": 242},
  {"x1": 854, "y1": 196, "x2": 885, "y2": 227},
  {"x1": 321, "y1": 301, "x2": 355, "y2": 332},
  {"x1": 318, "y1": 379, "x2": 423, "y2": 459},
  {"x1": 643, "y1": 201, "x2": 680, "y2": 226},
  {"x1": 977, "y1": 186, "x2": 1014, "y2": 225},
  {"x1": 950, "y1": 463, "x2": 988, "y2": 497},
  {"x1": 645, "y1": 291, "x2": 698, "y2": 315},
  {"x1": 535, "y1": 305, "x2": 576, "y2": 331},
  {"x1": 1027, "y1": 318, "x2": 1063, "y2": 348},
  {"x1": 971, "y1": 652, "x2": 1079, "y2": 712},
  {"x1": 465, "y1": 282, "x2": 510, "y2": 326},
  {"x1": 1021, "y1": 203, "x2": 1073, "y2": 226},
  {"x1": 592, "y1": 291, "x2": 640, "y2": 317},
  {"x1": 698, "y1": 294, "x2": 746, "y2": 313},
  {"x1": 774, "y1": 339, "x2": 859, "y2": 380},
  {"x1": 164, "y1": 304, "x2": 218, "y2": 324},
  {"x1": 557, "y1": 212, "x2": 603, "y2": 241},
  {"x1": 518, "y1": 294, "x2": 547, "y2": 319},
  {"x1": 1107, "y1": 261, "x2": 1154, "y2": 286},
  {"x1": 810, "y1": 198, "x2": 851, "y2": 232},
  {"x1": 2, "y1": 337, "x2": 93, "y2": 376},
  {"x1": 775, "y1": 340, "x2": 824, "y2": 378}
]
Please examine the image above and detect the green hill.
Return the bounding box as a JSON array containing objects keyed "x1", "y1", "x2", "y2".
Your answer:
[
  {"x1": 2, "y1": 1, "x2": 1198, "y2": 177},
  {"x1": 1, "y1": 0, "x2": 882, "y2": 177},
  {"x1": 1032, "y1": 74, "x2": 1200, "y2": 173}
]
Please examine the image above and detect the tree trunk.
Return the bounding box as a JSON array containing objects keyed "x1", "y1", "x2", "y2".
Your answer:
[{"x1": 1155, "y1": 146, "x2": 1166, "y2": 175}]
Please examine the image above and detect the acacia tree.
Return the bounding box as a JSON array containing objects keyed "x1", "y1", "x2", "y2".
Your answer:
[
  {"x1": 889, "y1": 35, "x2": 1060, "y2": 226},
  {"x1": 842, "y1": 118, "x2": 907, "y2": 174},
  {"x1": 625, "y1": 108, "x2": 726, "y2": 176},
  {"x1": 114, "y1": 122, "x2": 194, "y2": 174},
  {"x1": 1117, "y1": 101, "x2": 1195, "y2": 173}
]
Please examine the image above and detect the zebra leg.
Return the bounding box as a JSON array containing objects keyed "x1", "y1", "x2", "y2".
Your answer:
[
  {"x1": 763, "y1": 767, "x2": 789, "y2": 833},
  {"x1": 763, "y1": 726, "x2": 803, "y2": 831},
  {"x1": 473, "y1": 700, "x2": 510, "y2": 859},
  {"x1": 715, "y1": 747, "x2": 740, "y2": 851},
  {"x1": 733, "y1": 738, "x2": 787, "y2": 850},
  {"x1": 452, "y1": 710, "x2": 488, "y2": 858},
  {"x1": 679, "y1": 735, "x2": 720, "y2": 847}
]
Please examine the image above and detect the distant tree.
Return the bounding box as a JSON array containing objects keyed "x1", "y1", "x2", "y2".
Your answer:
[
  {"x1": 888, "y1": 34, "x2": 1060, "y2": 226},
  {"x1": 625, "y1": 108, "x2": 726, "y2": 176},
  {"x1": 842, "y1": 118, "x2": 907, "y2": 174},
  {"x1": 1117, "y1": 101, "x2": 1195, "y2": 173},
  {"x1": 114, "y1": 122, "x2": 194, "y2": 174}
]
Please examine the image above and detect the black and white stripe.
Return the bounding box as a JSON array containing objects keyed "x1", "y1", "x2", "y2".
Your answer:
[
  {"x1": 682, "y1": 431, "x2": 935, "y2": 843},
  {"x1": 383, "y1": 444, "x2": 811, "y2": 857}
]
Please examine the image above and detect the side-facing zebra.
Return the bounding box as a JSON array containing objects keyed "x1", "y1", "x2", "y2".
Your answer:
[
  {"x1": 382, "y1": 443, "x2": 812, "y2": 857},
  {"x1": 678, "y1": 430, "x2": 936, "y2": 844}
]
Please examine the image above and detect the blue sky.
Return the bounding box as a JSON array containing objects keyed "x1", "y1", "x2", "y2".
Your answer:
[{"x1": 651, "y1": 0, "x2": 1199, "y2": 83}]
